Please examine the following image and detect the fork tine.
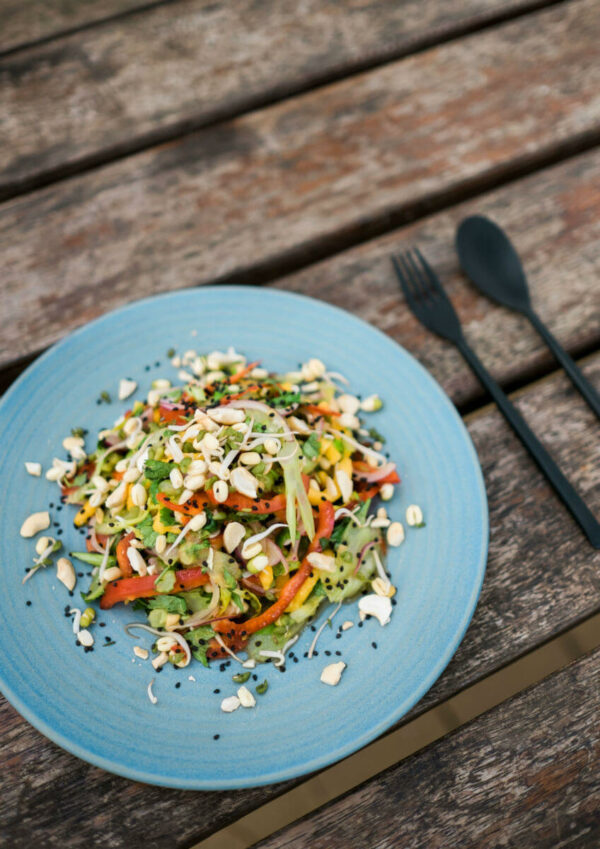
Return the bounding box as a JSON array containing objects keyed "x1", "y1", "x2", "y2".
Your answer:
[
  {"x1": 404, "y1": 249, "x2": 435, "y2": 304},
  {"x1": 413, "y1": 246, "x2": 446, "y2": 300},
  {"x1": 391, "y1": 254, "x2": 419, "y2": 313}
]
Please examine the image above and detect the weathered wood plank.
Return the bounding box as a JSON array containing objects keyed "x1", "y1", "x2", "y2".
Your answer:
[
  {"x1": 256, "y1": 647, "x2": 600, "y2": 849},
  {"x1": 1, "y1": 354, "x2": 598, "y2": 849},
  {"x1": 1, "y1": 0, "x2": 559, "y2": 189},
  {"x1": 3, "y1": 148, "x2": 600, "y2": 413},
  {"x1": 1, "y1": 0, "x2": 599, "y2": 376},
  {"x1": 272, "y1": 148, "x2": 600, "y2": 409},
  {"x1": 0, "y1": 0, "x2": 161, "y2": 55}
]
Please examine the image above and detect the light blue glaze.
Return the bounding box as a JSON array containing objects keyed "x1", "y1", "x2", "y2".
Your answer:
[{"x1": 0, "y1": 287, "x2": 488, "y2": 788}]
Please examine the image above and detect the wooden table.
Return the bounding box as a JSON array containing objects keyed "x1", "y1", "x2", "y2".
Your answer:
[{"x1": 1, "y1": 1, "x2": 599, "y2": 846}]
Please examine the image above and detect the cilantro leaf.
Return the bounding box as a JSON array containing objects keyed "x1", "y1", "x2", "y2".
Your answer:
[
  {"x1": 144, "y1": 459, "x2": 176, "y2": 481},
  {"x1": 186, "y1": 625, "x2": 216, "y2": 667},
  {"x1": 146, "y1": 594, "x2": 187, "y2": 615},
  {"x1": 159, "y1": 506, "x2": 176, "y2": 526},
  {"x1": 367, "y1": 427, "x2": 386, "y2": 444},
  {"x1": 271, "y1": 392, "x2": 301, "y2": 408},
  {"x1": 137, "y1": 515, "x2": 158, "y2": 548}
]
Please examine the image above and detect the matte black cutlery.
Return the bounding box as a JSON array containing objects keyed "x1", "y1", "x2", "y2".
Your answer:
[
  {"x1": 456, "y1": 215, "x2": 600, "y2": 418},
  {"x1": 391, "y1": 247, "x2": 600, "y2": 548}
]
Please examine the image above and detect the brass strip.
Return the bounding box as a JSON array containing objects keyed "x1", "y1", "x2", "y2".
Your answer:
[{"x1": 192, "y1": 610, "x2": 600, "y2": 849}]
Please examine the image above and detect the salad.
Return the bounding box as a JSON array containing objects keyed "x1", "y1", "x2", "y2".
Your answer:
[{"x1": 37, "y1": 350, "x2": 407, "y2": 679}]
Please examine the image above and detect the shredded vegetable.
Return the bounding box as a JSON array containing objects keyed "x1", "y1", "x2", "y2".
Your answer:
[{"x1": 46, "y1": 349, "x2": 405, "y2": 677}]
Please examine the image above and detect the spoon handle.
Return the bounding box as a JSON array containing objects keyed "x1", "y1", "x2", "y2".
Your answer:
[
  {"x1": 527, "y1": 309, "x2": 600, "y2": 419},
  {"x1": 456, "y1": 338, "x2": 600, "y2": 548}
]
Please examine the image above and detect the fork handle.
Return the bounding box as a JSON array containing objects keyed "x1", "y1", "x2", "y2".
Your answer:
[
  {"x1": 526, "y1": 308, "x2": 600, "y2": 419},
  {"x1": 457, "y1": 338, "x2": 600, "y2": 548}
]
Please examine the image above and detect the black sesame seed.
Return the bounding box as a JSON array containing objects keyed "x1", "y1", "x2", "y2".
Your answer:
[
  {"x1": 26, "y1": 600, "x2": 32, "y2": 606},
  {"x1": 77, "y1": 572, "x2": 84, "y2": 577},
  {"x1": 324, "y1": 650, "x2": 331, "y2": 656},
  {"x1": 371, "y1": 642, "x2": 378, "y2": 649},
  {"x1": 310, "y1": 625, "x2": 316, "y2": 632},
  {"x1": 213, "y1": 688, "x2": 221, "y2": 694},
  {"x1": 145, "y1": 365, "x2": 150, "y2": 371},
  {"x1": 293, "y1": 656, "x2": 299, "y2": 663},
  {"x1": 49, "y1": 502, "x2": 55, "y2": 508},
  {"x1": 252, "y1": 673, "x2": 258, "y2": 681},
  {"x1": 335, "y1": 651, "x2": 342, "y2": 656},
  {"x1": 57, "y1": 529, "x2": 63, "y2": 536},
  {"x1": 303, "y1": 651, "x2": 308, "y2": 657},
  {"x1": 335, "y1": 633, "x2": 342, "y2": 639},
  {"x1": 358, "y1": 621, "x2": 364, "y2": 628},
  {"x1": 99, "y1": 622, "x2": 106, "y2": 627},
  {"x1": 213, "y1": 734, "x2": 220, "y2": 740},
  {"x1": 175, "y1": 682, "x2": 181, "y2": 689}
]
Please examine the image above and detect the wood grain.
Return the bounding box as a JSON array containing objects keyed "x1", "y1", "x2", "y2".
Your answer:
[
  {"x1": 0, "y1": 0, "x2": 163, "y2": 55},
  {"x1": 255, "y1": 647, "x2": 600, "y2": 849},
  {"x1": 272, "y1": 148, "x2": 600, "y2": 409},
  {"x1": 1, "y1": 0, "x2": 559, "y2": 189},
  {"x1": 2, "y1": 143, "x2": 600, "y2": 411},
  {"x1": 1, "y1": 354, "x2": 598, "y2": 849},
  {"x1": 2, "y1": 0, "x2": 600, "y2": 375}
]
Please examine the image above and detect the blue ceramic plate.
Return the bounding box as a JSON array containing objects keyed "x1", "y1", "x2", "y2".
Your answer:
[{"x1": 0, "y1": 287, "x2": 487, "y2": 789}]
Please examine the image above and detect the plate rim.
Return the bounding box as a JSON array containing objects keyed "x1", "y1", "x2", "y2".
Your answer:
[{"x1": 0, "y1": 285, "x2": 489, "y2": 789}]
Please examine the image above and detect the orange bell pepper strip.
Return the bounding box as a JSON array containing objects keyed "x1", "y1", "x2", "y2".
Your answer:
[
  {"x1": 100, "y1": 567, "x2": 210, "y2": 609},
  {"x1": 302, "y1": 404, "x2": 341, "y2": 417},
  {"x1": 212, "y1": 501, "x2": 335, "y2": 642},
  {"x1": 115, "y1": 531, "x2": 135, "y2": 578},
  {"x1": 158, "y1": 405, "x2": 188, "y2": 426},
  {"x1": 229, "y1": 361, "x2": 260, "y2": 384},
  {"x1": 352, "y1": 460, "x2": 400, "y2": 485}
]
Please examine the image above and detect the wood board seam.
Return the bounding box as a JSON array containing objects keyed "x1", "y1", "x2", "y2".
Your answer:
[
  {"x1": 0, "y1": 0, "x2": 576, "y2": 203},
  {"x1": 186, "y1": 608, "x2": 600, "y2": 849}
]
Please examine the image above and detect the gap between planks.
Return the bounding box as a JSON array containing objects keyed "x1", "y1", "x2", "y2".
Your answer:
[
  {"x1": 0, "y1": 0, "x2": 573, "y2": 202},
  {"x1": 188, "y1": 608, "x2": 600, "y2": 849}
]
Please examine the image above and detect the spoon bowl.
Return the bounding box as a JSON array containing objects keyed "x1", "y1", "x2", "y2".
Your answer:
[{"x1": 456, "y1": 215, "x2": 532, "y2": 313}]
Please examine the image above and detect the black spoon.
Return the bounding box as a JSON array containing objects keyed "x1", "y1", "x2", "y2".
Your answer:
[{"x1": 456, "y1": 215, "x2": 600, "y2": 418}]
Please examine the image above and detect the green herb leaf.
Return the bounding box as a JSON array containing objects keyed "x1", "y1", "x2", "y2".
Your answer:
[
  {"x1": 146, "y1": 594, "x2": 187, "y2": 615},
  {"x1": 71, "y1": 426, "x2": 88, "y2": 438},
  {"x1": 271, "y1": 392, "x2": 301, "y2": 407},
  {"x1": 159, "y1": 506, "x2": 176, "y2": 526},
  {"x1": 72, "y1": 472, "x2": 88, "y2": 486},
  {"x1": 256, "y1": 680, "x2": 269, "y2": 694},
  {"x1": 186, "y1": 625, "x2": 216, "y2": 667},
  {"x1": 99, "y1": 390, "x2": 111, "y2": 404},
  {"x1": 137, "y1": 515, "x2": 158, "y2": 548},
  {"x1": 144, "y1": 459, "x2": 176, "y2": 481},
  {"x1": 232, "y1": 671, "x2": 251, "y2": 684},
  {"x1": 303, "y1": 433, "x2": 321, "y2": 459},
  {"x1": 367, "y1": 427, "x2": 386, "y2": 444},
  {"x1": 272, "y1": 562, "x2": 285, "y2": 577},
  {"x1": 167, "y1": 347, "x2": 176, "y2": 358}
]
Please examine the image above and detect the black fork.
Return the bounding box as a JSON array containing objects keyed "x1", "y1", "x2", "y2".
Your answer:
[{"x1": 392, "y1": 248, "x2": 600, "y2": 549}]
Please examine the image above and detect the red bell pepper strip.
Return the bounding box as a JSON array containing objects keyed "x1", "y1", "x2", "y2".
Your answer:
[
  {"x1": 100, "y1": 567, "x2": 210, "y2": 609},
  {"x1": 157, "y1": 475, "x2": 310, "y2": 516},
  {"x1": 212, "y1": 501, "x2": 335, "y2": 641},
  {"x1": 86, "y1": 532, "x2": 109, "y2": 553},
  {"x1": 116, "y1": 531, "x2": 135, "y2": 578}
]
